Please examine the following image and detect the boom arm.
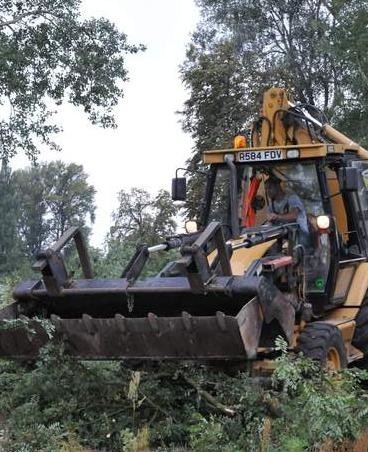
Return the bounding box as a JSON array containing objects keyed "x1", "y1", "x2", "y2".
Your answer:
[
  {"x1": 255, "y1": 87, "x2": 368, "y2": 158},
  {"x1": 300, "y1": 106, "x2": 368, "y2": 159}
]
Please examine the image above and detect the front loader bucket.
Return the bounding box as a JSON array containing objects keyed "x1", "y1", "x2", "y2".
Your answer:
[
  {"x1": 1, "y1": 276, "x2": 258, "y2": 360},
  {"x1": 0, "y1": 276, "x2": 294, "y2": 361},
  {"x1": 0, "y1": 313, "x2": 248, "y2": 361},
  {"x1": 0, "y1": 224, "x2": 296, "y2": 362}
]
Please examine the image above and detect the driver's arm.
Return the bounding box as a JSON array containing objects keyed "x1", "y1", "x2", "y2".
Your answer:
[{"x1": 271, "y1": 207, "x2": 299, "y2": 222}]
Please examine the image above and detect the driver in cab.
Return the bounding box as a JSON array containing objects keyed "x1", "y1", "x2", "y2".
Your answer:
[{"x1": 265, "y1": 176, "x2": 310, "y2": 246}]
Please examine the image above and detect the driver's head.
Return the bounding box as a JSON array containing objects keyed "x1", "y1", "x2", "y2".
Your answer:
[{"x1": 265, "y1": 176, "x2": 282, "y2": 200}]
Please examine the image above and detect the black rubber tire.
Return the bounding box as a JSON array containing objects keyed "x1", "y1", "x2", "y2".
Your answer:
[
  {"x1": 352, "y1": 300, "x2": 368, "y2": 355},
  {"x1": 297, "y1": 322, "x2": 347, "y2": 369}
]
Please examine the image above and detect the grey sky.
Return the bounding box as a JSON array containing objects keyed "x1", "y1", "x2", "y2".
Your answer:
[{"x1": 13, "y1": 0, "x2": 199, "y2": 247}]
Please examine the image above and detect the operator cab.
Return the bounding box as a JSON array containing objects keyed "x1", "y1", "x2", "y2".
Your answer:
[
  {"x1": 172, "y1": 131, "x2": 368, "y2": 315},
  {"x1": 203, "y1": 160, "x2": 331, "y2": 296}
]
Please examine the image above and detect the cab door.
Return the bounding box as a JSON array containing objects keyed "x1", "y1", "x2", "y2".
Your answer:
[{"x1": 350, "y1": 161, "x2": 368, "y2": 256}]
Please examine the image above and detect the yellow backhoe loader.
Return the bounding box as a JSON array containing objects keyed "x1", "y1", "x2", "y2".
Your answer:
[{"x1": 2, "y1": 87, "x2": 368, "y2": 372}]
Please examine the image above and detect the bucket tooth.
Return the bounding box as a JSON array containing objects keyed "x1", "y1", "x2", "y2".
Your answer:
[
  {"x1": 216, "y1": 311, "x2": 227, "y2": 332},
  {"x1": 181, "y1": 311, "x2": 192, "y2": 332},
  {"x1": 147, "y1": 313, "x2": 160, "y2": 335},
  {"x1": 115, "y1": 314, "x2": 127, "y2": 334},
  {"x1": 82, "y1": 314, "x2": 96, "y2": 335}
]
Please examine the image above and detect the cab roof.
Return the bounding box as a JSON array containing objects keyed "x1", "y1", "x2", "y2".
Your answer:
[{"x1": 202, "y1": 143, "x2": 361, "y2": 165}]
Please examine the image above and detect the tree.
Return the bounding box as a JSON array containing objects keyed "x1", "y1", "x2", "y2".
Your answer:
[
  {"x1": 181, "y1": 0, "x2": 351, "y2": 150},
  {"x1": 93, "y1": 188, "x2": 178, "y2": 279},
  {"x1": 110, "y1": 188, "x2": 177, "y2": 245},
  {"x1": 93, "y1": 240, "x2": 136, "y2": 279},
  {"x1": 0, "y1": 163, "x2": 25, "y2": 273},
  {"x1": 180, "y1": 39, "x2": 252, "y2": 218},
  {"x1": 191, "y1": 1, "x2": 349, "y2": 105},
  {"x1": 40, "y1": 161, "x2": 96, "y2": 242},
  {"x1": 0, "y1": 0, "x2": 144, "y2": 161},
  {"x1": 14, "y1": 161, "x2": 96, "y2": 257},
  {"x1": 329, "y1": 1, "x2": 368, "y2": 144},
  {"x1": 14, "y1": 166, "x2": 49, "y2": 257}
]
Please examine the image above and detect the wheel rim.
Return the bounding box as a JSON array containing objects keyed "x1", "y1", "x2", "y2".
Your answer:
[{"x1": 326, "y1": 347, "x2": 341, "y2": 370}]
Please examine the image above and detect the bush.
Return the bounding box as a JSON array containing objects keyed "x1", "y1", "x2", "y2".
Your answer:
[{"x1": 0, "y1": 341, "x2": 368, "y2": 450}]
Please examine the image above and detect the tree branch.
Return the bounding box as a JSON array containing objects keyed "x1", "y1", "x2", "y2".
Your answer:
[
  {"x1": 0, "y1": 9, "x2": 59, "y2": 28},
  {"x1": 181, "y1": 374, "x2": 236, "y2": 416}
]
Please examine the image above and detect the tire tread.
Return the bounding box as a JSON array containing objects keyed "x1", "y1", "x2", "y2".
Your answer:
[{"x1": 297, "y1": 322, "x2": 347, "y2": 368}]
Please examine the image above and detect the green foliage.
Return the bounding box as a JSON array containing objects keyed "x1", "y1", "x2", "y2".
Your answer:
[
  {"x1": 0, "y1": 268, "x2": 34, "y2": 305},
  {"x1": 0, "y1": 163, "x2": 28, "y2": 274},
  {"x1": 272, "y1": 335, "x2": 319, "y2": 394},
  {"x1": 181, "y1": 38, "x2": 250, "y2": 154},
  {"x1": 91, "y1": 239, "x2": 136, "y2": 278},
  {"x1": 0, "y1": 160, "x2": 95, "y2": 277},
  {"x1": 0, "y1": 275, "x2": 15, "y2": 306},
  {"x1": 329, "y1": 1, "x2": 368, "y2": 145},
  {"x1": 1, "y1": 341, "x2": 368, "y2": 451},
  {"x1": 100, "y1": 187, "x2": 179, "y2": 278},
  {"x1": 0, "y1": 352, "x2": 260, "y2": 451},
  {"x1": 0, "y1": 180, "x2": 178, "y2": 281},
  {"x1": 271, "y1": 338, "x2": 368, "y2": 449},
  {"x1": 181, "y1": 0, "x2": 345, "y2": 152},
  {"x1": 0, "y1": 0, "x2": 144, "y2": 161},
  {"x1": 189, "y1": 413, "x2": 234, "y2": 452},
  {"x1": 111, "y1": 188, "x2": 178, "y2": 245},
  {"x1": 85, "y1": 237, "x2": 179, "y2": 280},
  {"x1": 13, "y1": 160, "x2": 96, "y2": 258}
]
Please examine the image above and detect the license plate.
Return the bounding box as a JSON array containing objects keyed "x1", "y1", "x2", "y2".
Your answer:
[{"x1": 237, "y1": 149, "x2": 283, "y2": 162}]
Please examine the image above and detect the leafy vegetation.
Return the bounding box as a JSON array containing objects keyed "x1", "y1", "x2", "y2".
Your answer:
[
  {"x1": 0, "y1": 0, "x2": 144, "y2": 161},
  {"x1": 14, "y1": 161, "x2": 96, "y2": 254},
  {"x1": 101, "y1": 187, "x2": 179, "y2": 277},
  {"x1": 110, "y1": 188, "x2": 178, "y2": 245},
  {"x1": 0, "y1": 161, "x2": 96, "y2": 275},
  {"x1": 0, "y1": 341, "x2": 367, "y2": 450},
  {"x1": 0, "y1": 165, "x2": 179, "y2": 286},
  {"x1": 0, "y1": 164, "x2": 23, "y2": 274},
  {"x1": 182, "y1": 0, "x2": 368, "y2": 143}
]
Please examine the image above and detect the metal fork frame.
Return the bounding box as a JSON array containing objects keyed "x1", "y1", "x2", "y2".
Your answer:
[{"x1": 32, "y1": 226, "x2": 93, "y2": 296}]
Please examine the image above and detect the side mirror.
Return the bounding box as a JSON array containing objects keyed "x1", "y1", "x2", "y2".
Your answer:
[
  {"x1": 338, "y1": 167, "x2": 359, "y2": 192},
  {"x1": 171, "y1": 177, "x2": 186, "y2": 201}
]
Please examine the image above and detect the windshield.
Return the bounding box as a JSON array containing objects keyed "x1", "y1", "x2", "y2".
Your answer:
[
  {"x1": 207, "y1": 160, "x2": 330, "y2": 293},
  {"x1": 208, "y1": 162, "x2": 325, "y2": 229}
]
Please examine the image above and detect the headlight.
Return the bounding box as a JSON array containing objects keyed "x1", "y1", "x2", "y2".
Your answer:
[{"x1": 316, "y1": 215, "x2": 330, "y2": 230}]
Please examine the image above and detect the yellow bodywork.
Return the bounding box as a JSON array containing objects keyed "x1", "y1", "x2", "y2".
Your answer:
[
  {"x1": 328, "y1": 263, "x2": 368, "y2": 322},
  {"x1": 230, "y1": 241, "x2": 275, "y2": 275},
  {"x1": 209, "y1": 87, "x2": 368, "y2": 367}
]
